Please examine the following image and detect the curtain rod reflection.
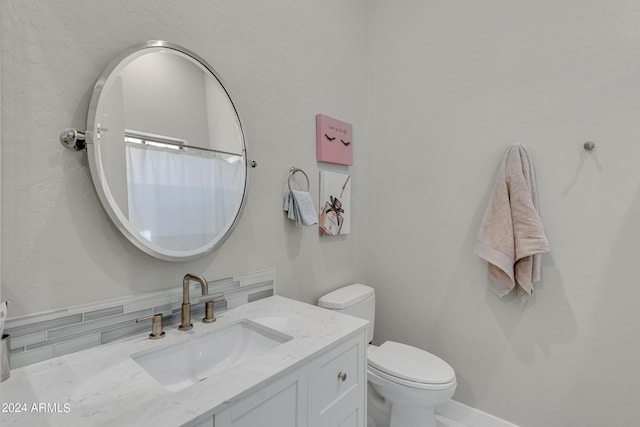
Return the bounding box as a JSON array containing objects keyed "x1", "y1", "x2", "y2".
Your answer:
[{"x1": 124, "y1": 129, "x2": 244, "y2": 157}]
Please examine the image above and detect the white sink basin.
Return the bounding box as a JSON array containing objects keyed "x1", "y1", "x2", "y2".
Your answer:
[{"x1": 131, "y1": 320, "x2": 292, "y2": 392}]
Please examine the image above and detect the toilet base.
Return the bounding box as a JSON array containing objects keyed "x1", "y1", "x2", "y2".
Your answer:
[
  {"x1": 367, "y1": 368, "x2": 455, "y2": 427},
  {"x1": 368, "y1": 381, "x2": 440, "y2": 427},
  {"x1": 367, "y1": 382, "x2": 390, "y2": 427},
  {"x1": 389, "y1": 404, "x2": 436, "y2": 427}
]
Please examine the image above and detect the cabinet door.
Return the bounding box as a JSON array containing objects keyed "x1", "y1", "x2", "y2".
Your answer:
[
  {"x1": 309, "y1": 332, "x2": 367, "y2": 427},
  {"x1": 189, "y1": 415, "x2": 214, "y2": 427},
  {"x1": 215, "y1": 368, "x2": 308, "y2": 427}
]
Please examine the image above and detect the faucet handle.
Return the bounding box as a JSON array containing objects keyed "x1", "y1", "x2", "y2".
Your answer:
[
  {"x1": 203, "y1": 296, "x2": 226, "y2": 323},
  {"x1": 136, "y1": 314, "x2": 166, "y2": 340}
]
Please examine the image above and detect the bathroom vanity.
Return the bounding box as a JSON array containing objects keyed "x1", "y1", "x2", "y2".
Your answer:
[{"x1": 0, "y1": 296, "x2": 368, "y2": 426}]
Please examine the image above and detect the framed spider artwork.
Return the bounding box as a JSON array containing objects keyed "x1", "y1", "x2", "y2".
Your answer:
[{"x1": 316, "y1": 114, "x2": 353, "y2": 165}]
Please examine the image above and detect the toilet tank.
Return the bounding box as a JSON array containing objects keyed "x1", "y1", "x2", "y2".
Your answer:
[{"x1": 318, "y1": 284, "x2": 375, "y2": 343}]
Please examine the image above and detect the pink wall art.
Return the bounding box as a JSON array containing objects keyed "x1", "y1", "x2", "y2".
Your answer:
[{"x1": 316, "y1": 114, "x2": 353, "y2": 165}]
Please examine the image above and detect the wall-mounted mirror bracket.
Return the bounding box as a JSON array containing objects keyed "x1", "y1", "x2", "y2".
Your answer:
[{"x1": 59, "y1": 128, "x2": 87, "y2": 151}]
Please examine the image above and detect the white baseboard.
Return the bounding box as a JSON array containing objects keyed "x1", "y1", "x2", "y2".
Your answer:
[{"x1": 436, "y1": 400, "x2": 520, "y2": 427}]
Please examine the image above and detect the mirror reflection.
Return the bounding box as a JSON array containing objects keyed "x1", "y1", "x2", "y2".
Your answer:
[{"x1": 87, "y1": 42, "x2": 248, "y2": 260}]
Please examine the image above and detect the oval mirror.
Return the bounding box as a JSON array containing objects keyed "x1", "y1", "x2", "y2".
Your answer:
[{"x1": 85, "y1": 41, "x2": 248, "y2": 261}]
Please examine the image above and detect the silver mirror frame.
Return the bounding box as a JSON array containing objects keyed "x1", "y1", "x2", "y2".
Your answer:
[{"x1": 81, "y1": 40, "x2": 250, "y2": 261}]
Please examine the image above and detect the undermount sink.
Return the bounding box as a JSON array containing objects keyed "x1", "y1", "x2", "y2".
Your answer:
[{"x1": 131, "y1": 319, "x2": 292, "y2": 392}]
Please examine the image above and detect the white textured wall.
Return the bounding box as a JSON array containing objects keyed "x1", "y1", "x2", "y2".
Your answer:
[
  {"x1": 1, "y1": 0, "x2": 369, "y2": 316},
  {"x1": 368, "y1": 1, "x2": 640, "y2": 426}
]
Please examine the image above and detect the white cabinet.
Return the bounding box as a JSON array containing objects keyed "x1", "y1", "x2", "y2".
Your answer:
[
  {"x1": 214, "y1": 368, "x2": 308, "y2": 427},
  {"x1": 212, "y1": 331, "x2": 366, "y2": 427},
  {"x1": 309, "y1": 333, "x2": 366, "y2": 427}
]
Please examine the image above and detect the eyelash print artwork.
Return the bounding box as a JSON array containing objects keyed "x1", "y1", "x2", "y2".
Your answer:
[{"x1": 316, "y1": 114, "x2": 353, "y2": 165}]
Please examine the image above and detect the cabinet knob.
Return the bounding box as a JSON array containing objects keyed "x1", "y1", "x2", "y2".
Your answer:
[{"x1": 338, "y1": 372, "x2": 347, "y2": 382}]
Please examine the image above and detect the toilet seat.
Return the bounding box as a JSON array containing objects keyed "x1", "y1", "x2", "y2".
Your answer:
[{"x1": 367, "y1": 341, "x2": 456, "y2": 391}]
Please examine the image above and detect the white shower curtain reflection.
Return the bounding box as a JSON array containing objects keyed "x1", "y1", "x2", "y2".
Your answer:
[{"x1": 126, "y1": 144, "x2": 243, "y2": 251}]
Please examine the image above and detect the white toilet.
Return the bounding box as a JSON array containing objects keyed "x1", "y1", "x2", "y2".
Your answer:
[{"x1": 318, "y1": 284, "x2": 456, "y2": 427}]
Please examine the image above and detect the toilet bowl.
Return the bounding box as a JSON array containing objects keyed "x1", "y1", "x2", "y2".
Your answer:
[
  {"x1": 318, "y1": 284, "x2": 456, "y2": 427},
  {"x1": 367, "y1": 342, "x2": 456, "y2": 427}
]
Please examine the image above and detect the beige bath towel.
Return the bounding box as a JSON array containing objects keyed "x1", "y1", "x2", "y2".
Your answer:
[{"x1": 475, "y1": 144, "x2": 550, "y2": 297}]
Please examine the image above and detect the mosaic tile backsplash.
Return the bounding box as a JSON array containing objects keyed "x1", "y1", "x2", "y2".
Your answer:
[{"x1": 5, "y1": 268, "x2": 276, "y2": 369}]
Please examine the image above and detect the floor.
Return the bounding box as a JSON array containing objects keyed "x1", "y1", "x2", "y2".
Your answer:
[{"x1": 436, "y1": 414, "x2": 468, "y2": 427}]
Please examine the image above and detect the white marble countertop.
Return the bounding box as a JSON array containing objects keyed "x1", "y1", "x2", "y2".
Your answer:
[{"x1": 0, "y1": 296, "x2": 368, "y2": 426}]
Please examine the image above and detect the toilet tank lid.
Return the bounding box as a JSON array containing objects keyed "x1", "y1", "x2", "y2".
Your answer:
[{"x1": 318, "y1": 284, "x2": 374, "y2": 309}]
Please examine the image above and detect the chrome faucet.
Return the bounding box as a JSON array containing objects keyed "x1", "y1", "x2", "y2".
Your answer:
[{"x1": 179, "y1": 274, "x2": 209, "y2": 331}]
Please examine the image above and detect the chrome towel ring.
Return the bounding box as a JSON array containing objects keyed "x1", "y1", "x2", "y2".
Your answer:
[{"x1": 288, "y1": 167, "x2": 310, "y2": 192}]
